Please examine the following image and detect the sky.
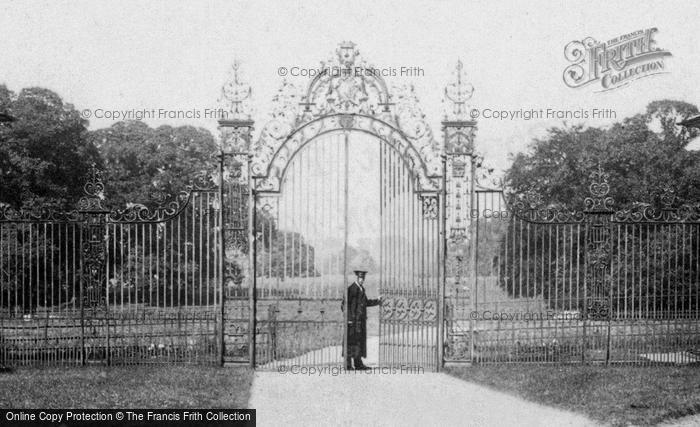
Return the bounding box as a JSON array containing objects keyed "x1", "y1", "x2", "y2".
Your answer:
[{"x1": 1, "y1": 0, "x2": 699, "y2": 175}]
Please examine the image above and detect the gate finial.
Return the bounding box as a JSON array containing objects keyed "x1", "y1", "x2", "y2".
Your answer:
[
  {"x1": 218, "y1": 61, "x2": 254, "y2": 153},
  {"x1": 443, "y1": 59, "x2": 475, "y2": 122},
  {"x1": 219, "y1": 60, "x2": 253, "y2": 121},
  {"x1": 76, "y1": 164, "x2": 107, "y2": 212},
  {"x1": 442, "y1": 60, "x2": 477, "y2": 156},
  {"x1": 660, "y1": 186, "x2": 676, "y2": 210},
  {"x1": 584, "y1": 164, "x2": 614, "y2": 213}
]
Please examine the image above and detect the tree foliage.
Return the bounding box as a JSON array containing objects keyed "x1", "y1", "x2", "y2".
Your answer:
[
  {"x1": 0, "y1": 86, "x2": 101, "y2": 210},
  {"x1": 506, "y1": 100, "x2": 700, "y2": 209},
  {"x1": 88, "y1": 120, "x2": 218, "y2": 208}
]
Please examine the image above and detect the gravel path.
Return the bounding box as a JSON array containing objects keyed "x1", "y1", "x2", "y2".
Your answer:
[{"x1": 249, "y1": 367, "x2": 598, "y2": 427}]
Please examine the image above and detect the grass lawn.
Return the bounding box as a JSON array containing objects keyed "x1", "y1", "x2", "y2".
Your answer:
[
  {"x1": 447, "y1": 364, "x2": 700, "y2": 426},
  {"x1": 0, "y1": 365, "x2": 253, "y2": 408}
]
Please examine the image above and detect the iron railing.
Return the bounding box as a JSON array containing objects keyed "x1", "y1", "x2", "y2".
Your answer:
[
  {"x1": 445, "y1": 168, "x2": 700, "y2": 365},
  {"x1": 0, "y1": 168, "x2": 228, "y2": 367}
]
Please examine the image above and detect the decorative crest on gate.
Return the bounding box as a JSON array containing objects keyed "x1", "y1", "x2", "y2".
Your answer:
[
  {"x1": 251, "y1": 42, "x2": 442, "y2": 193},
  {"x1": 299, "y1": 41, "x2": 391, "y2": 118}
]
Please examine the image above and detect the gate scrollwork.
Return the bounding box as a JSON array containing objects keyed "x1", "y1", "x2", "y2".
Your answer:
[{"x1": 251, "y1": 42, "x2": 442, "y2": 194}]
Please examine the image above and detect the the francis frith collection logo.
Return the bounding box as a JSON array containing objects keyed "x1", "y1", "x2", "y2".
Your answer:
[{"x1": 563, "y1": 28, "x2": 672, "y2": 91}]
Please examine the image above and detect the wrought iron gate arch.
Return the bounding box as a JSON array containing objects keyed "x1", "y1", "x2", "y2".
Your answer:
[{"x1": 252, "y1": 113, "x2": 441, "y2": 194}]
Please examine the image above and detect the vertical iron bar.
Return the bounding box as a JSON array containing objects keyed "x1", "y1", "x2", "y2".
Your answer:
[
  {"x1": 79, "y1": 220, "x2": 85, "y2": 366},
  {"x1": 438, "y1": 154, "x2": 447, "y2": 371},
  {"x1": 342, "y1": 131, "x2": 349, "y2": 369},
  {"x1": 606, "y1": 216, "x2": 613, "y2": 365},
  {"x1": 248, "y1": 153, "x2": 257, "y2": 369},
  {"x1": 218, "y1": 153, "x2": 226, "y2": 366}
]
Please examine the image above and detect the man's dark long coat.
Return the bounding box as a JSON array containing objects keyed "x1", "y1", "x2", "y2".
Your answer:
[{"x1": 346, "y1": 281, "x2": 380, "y2": 358}]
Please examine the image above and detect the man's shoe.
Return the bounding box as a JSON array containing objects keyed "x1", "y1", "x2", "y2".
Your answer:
[
  {"x1": 345, "y1": 365, "x2": 354, "y2": 371},
  {"x1": 354, "y1": 365, "x2": 371, "y2": 371}
]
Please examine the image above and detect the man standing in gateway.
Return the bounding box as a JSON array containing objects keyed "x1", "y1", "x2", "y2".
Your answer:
[{"x1": 345, "y1": 270, "x2": 381, "y2": 370}]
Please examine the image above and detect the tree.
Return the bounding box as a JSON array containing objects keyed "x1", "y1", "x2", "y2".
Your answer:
[
  {"x1": 506, "y1": 100, "x2": 700, "y2": 209},
  {"x1": 0, "y1": 86, "x2": 101, "y2": 209},
  {"x1": 256, "y1": 229, "x2": 319, "y2": 278},
  {"x1": 89, "y1": 121, "x2": 218, "y2": 208}
]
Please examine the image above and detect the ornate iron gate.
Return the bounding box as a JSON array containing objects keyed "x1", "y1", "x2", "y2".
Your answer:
[
  {"x1": 247, "y1": 127, "x2": 443, "y2": 371},
  {"x1": 378, "y1": 142, "x2": 441, "y2": 369},
  {"x1": 239, "y1": 42, "x2": 445, "y2": 371},
  {"x1": 252, "y1": 132, "x2": 348, "y2": 369}
]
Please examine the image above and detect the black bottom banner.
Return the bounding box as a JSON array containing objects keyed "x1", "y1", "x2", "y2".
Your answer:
[{"x1": 1, "y1": 409, "x2": 255, "y2": 426}]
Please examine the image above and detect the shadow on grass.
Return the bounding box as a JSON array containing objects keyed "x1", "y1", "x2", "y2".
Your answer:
[
  {"x1": 0, "y1": 365, "x2": 254, "y2": 408},
  {"x1": 446, "y1": 364, "x2": 700, "y2": 426}
]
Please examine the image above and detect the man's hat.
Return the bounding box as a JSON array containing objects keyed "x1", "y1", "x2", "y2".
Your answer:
[{"x1": 354, "y1": 270, "x2": 367, "y2": 278}]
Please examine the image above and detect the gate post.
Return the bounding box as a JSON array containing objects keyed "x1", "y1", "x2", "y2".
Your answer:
[
  {"x1": 442, "y1": 60, "x2": 477, "y2": 365},
  {"x1": 218, "y1": 122, "x2": 254, "y2": 368},
  {"x1": 216, "y1": 128, "x2": 254, "y2": 367},
  {"x1": 582, "y1": 166, "x2": 614, "y2": 364},
  {"x1": 76, "y1": 166, "x2": 110, "y2": 365},
  {"x1": 217, "y1": 61, "x2": 255, "y2": 367}
]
